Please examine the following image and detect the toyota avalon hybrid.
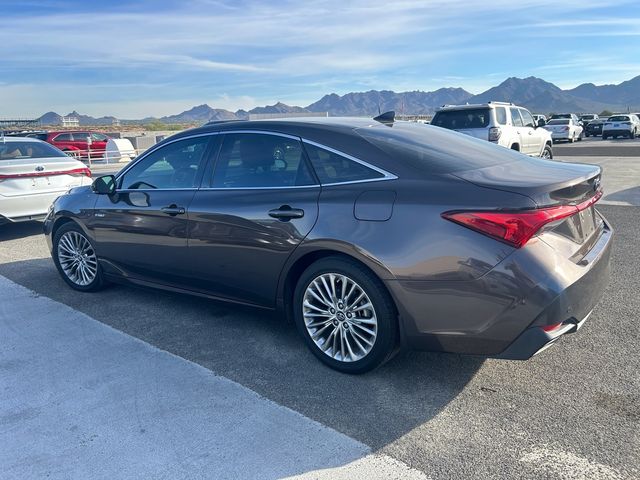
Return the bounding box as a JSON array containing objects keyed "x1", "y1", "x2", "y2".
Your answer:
[{"x1": 44, "y1": 116, "x2": 612, "y2": 373}]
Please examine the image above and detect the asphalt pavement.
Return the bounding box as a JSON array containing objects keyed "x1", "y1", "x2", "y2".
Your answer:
[{"x1": 1, "y1": 145, "x2": 639, "y2": 479}]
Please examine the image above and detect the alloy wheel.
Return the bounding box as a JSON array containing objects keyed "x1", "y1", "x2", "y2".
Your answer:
[
  {"x1": 57, "y1": 231, "x2": 98, "y2": 286},
  {"x1": 302, "y1": 273, "x2": 378, "y2": 362}
]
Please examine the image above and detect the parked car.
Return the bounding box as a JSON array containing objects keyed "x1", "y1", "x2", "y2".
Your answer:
[
  {"x1": 579, "y1": 114, "x2": 599, "y2": 124},
  {"x1": 585, "y1": 118, "x2": 606, "y2": 137},
  {"x1": 0, "y1": 137, "x2": 91, "y2": 223},
  {"x1": 431, "y1": 102, "x2": 553, "y2": 158},
  {"x1": 550, "y1": 113, "x2": 582, "y2": 126},
  {"x1": 44, "y1": 116, "x2": 611, "y2": 373},
  {"x1": 44, "y1": 131, "x2": 111, "y2": 159},
  {"x1": 544, "y1": 118, "x2": 584, "y2": 143},
  {"x1": 532, "y1": 114, "x2": 547, "y2": 124},
  {"x1": 602, "y1": 114, "x2": 640, "y2": 139}
]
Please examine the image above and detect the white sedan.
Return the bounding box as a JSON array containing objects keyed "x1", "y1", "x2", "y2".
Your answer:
[
  {"x1": 544, "y1": 118, "x2": 584, "y2": 143},
  {"x1": 0, "y1": 136, "x2": 92, "y2": 223}
]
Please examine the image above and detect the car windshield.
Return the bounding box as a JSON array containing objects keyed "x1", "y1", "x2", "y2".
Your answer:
[
  {"x1": 0, "y1": 140, "x2": 66, "y2": 160},
  {"x1": 608, "y1": 116, "x2": 629, "y2": 122},
  {"x1": 431, "y1": 109, "x2": 491, "y2": 129},
  {"x1": 356, "y1": 122, "x2": 515, "y2": 174},
  {"x1": 547, "y1": 119, "x2": 569, "y2": 125}
]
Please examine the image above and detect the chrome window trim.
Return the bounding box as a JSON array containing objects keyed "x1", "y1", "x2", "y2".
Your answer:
[
  {"x1": 115, "y1": 188, "x2": 199, "y2": 193},
  {"x1": 302, "y1": 139, "x2": 397, "y2": 184},
  {"x1": 199, "y1": 185, "x2": 321, "y2": 191},
  {"x1": 220, "y1": 130, "x2": 300, "y2": 141}
]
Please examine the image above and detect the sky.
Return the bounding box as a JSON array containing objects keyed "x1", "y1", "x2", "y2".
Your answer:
[{"x1": 1, "y1": 0, "x2": 639, "y2": 118}]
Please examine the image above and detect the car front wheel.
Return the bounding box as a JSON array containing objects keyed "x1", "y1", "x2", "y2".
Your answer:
[
  {"x1": 293, "y1": 257, "x2": 398, "y2": 374},
  {"x1": 53, "y1": 222, "x2": 106, "y2": 292},
  {"x1": 540, "y1": 145, "x2": 553, "y2": 159}
]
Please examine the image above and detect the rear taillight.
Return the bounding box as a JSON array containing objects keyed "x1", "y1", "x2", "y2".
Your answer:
[
  {"x1": 442, "y1": 191, "x2": 603, "y2": 248},
  {"x1": 488, "y1": 127, "x2": 501, "y2": 142},
  {"x1": 0, "y1": 167, "x2": 91, "y2": 180}
]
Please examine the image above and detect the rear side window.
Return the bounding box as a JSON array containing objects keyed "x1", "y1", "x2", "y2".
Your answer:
[
  {"x1": 0, "y1": 141, "x2": 66, "y2": 160},
  {"x1": 212, "y1": 133, "x2": 315, "y2": 188},
  {"x1": 431, "y1": 109, "x2": 491, "y2": 129},
  {"x1": 303, "y1": 142, "x2": 384, "y2": 184},
  {"x1": 53, "y1": 133, "x2": 72, "y2": 141},
  {"x1": 510, "y1": 108, "x2": 524, "y2": 127},
  {"x1": 71, "y1": 133, "x2": 91, "y2": 141},
  {"x1": 494, "y1": 107, "x2": 507, "y2": 125}
]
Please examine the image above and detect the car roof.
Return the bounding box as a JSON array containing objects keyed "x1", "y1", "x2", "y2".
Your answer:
[
  {"x1": 435, "y1": 102, "x2": 516, "y2": 111},
  {"x1": 0, "y1": 136, "x2": 45, "y2": 143}
]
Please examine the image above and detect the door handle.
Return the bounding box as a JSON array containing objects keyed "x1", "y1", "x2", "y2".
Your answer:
[
  {"x1": 268, "y1": 205, "x2": 304, "y2": 221},
  {"x1": 161, "y1": 204, "x2": 186, "y2": 216}
]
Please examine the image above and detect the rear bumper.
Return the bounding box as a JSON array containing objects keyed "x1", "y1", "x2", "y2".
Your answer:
[
  {"x1": 386, "y1": 216, "x2": 613, "y2": 358},
  {"x1": 603, "y1": 129, "x2": 632, "y2": 136},
  {"x1": 0, "y1": 191, "x2": 65, "y2": 222}
]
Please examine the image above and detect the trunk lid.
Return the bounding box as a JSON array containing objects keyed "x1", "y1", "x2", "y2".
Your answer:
[
  {"x1": 0, "y1": 156, "x2": 90, "y2": 197},
  {"x1": 452, "y1": 157, "x2": 604, "y2": 254}
]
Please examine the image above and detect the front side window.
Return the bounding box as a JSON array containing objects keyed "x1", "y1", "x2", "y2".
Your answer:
[
  {"x1": 120, "y1": 136, "x2": 210, "y2": 189},
  {"x1": 510, "y1": 108, "x2": 524, "y2": 127},
  {"x1": 304, "y1": 142, "x2": 384, "y2": 184},
  {"x1": 519, "y1": 109, "x2": 535, "y2": 128},
  {"x1": 212, "y1": 133, "x2": 315, "y2": 188}
]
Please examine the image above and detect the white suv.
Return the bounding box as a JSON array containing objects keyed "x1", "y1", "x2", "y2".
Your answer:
[
  {"x1": 431, "y1": 102, "x2": 553, "y2": 158},
  {"x1": 602, "y1": 114, "x2": 640, "y2": 140}
]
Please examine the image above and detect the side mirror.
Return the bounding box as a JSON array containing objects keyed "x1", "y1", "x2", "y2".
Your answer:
[
  {"x1": 92, "y1": 175, "x2": 116, "y2": 195},
  {"x1": 537, "y1": 119, "x2": 546, "y2": 127}
]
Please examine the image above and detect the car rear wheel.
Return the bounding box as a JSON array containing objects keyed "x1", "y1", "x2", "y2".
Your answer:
[
  {"x1": 630, "y1": 130, "x2": 636, "y2": 139},
  {"x1": 53, "y1": 223, "x2": 105, "y2": 292},
  {"x1": 293, "y1": 257, "x2": 398, "y2": 374}
]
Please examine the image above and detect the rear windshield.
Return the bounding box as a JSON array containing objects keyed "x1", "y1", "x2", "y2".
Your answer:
[
  {"x1": 356, "y1": 122, "x2": 516, "y2": 174},
  {"x1": 580, "y1": 115, "x2": 595, "y2": 120},
  {"x1": 431, "y1": 109, "x2": 491, "y2": 130},
  {"x1": 0, "y1": 141, "x2": 65, "y2": 160},
  {"x1": 551, "y1": 114, "x2": 571, "y2": 119},
  {"x1": 608, "y1": 116, "x2": 629, "y2": 122},
  {"x1": 547, "y1": 119, "x2": 569, "y2": 125}
]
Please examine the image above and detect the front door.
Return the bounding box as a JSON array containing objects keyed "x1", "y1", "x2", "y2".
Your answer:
[
  {"x1": 92, "y1": 134, "x2": 214, "y2": 285},
  {"x1": 186, "y1": 131, "x2": 320, "y2": 307}
]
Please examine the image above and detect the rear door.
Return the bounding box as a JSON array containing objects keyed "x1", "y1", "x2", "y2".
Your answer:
[
  {"x1": 509, "y1": 108, "x2": 526, "y2": 152},
  {"x1": 186, "y1": 131, "x2": 320, "y2": 307},
  {"x1": 518, "y1": 108, "x2": 541, "y2": 155},
  {"x1": 92, "y1": 134, "x2": 215, "y2": 285}
]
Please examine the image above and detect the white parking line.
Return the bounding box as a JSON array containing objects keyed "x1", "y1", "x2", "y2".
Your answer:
[{"x1": 0, "y1": 275, "x2": 428, "y2": 480}]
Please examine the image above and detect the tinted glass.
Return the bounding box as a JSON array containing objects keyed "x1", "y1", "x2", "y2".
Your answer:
[
  {"x1": 71, "y1": 133, "x2": 91, "y2": 142},
  {"x1": 212, "y1": 133, "x2": 315, "y2": 188},
  {"x1": 547, "y1": 119, "x2": 569, "y2": 125},
  {"x1": 519, "y1": 109, "x2": 535, "y2": 128},
  {"x1": 0, "y1": 141, "x2": 67, "y2": 161},
  {"x1": 431, "y1": 109, "x2": 491, "y2": 129},
  {"x1": 608, "y1": 116, "x2": 629, "y2": 122},
  {"x1": 495, "y1": 107, "x2": 507, "y2": 125},
  {"x1": 304, "y1": 143, "x2": 384, "y2": 184},
  {"x1": 54, "y1": 133, "x2": 72, "y2": 141},
  {"x1": 120, "y1": 136, "x2": 210, "y2": 189},
  {"x1": 356, "y1": 123, "x2": 516, "y2": 174},
  {"x1": 510, "y1": 108, "x2": 524, "y2": 127},
  {"x1": 27, "y1": 133, "x2": 48, "y2": 141},
  {"x1": 91, "y1": 133, "x2": 109, "y2": 141}
]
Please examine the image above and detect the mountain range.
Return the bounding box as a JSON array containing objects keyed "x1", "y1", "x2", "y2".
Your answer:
[{"x1": 37, "y1": 75, "x2": 640, "y2": 125}]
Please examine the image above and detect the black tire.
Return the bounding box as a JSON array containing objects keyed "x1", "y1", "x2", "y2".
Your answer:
[
  {"x1": 602, "y1": 135, "x2": 608, "y2": 140},
  {"x1": 629, "y1": 130, "x2": 636, "y2": 140},
  {"x1": 585, "y1": 133, "x2": 590, "y2": 137},
  {"x1": 52, "y1": 222, "x2": 106, "y2": 292},
  {"x1": 293, "y1": 256, "x2": 398, "y2": 374},
  {"x1": 540, "y1": 144, "x2": 553, "y2": 159},
  {"x1": 577, "y1": 131, "x2": 583, "y2": 141}
]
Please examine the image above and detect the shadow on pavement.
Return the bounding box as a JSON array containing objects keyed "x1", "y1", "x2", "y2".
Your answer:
[
  {"x1": 0, "y1": 255, "x2": 482, "y2": 451},
  {"x1": 604, "y1": 186, "x2": 640, "y2": 206},
  {"x1": 0, "y1": 221, "x2": 43, "y2": 241}
]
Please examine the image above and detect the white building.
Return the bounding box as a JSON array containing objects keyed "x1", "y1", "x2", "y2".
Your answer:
[{"x1": 60, "y1": 116, "x2": 80, "y2": 127}]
